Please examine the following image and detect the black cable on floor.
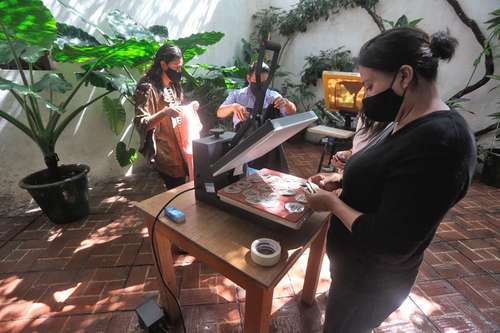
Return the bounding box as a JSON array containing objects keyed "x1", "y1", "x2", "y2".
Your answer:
[{"x1": 151, "y1": 187, "x2": 195, "y2": 333}]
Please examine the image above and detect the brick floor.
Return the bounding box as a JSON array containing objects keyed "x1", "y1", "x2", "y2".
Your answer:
[{"x1": 0, "y1": 141, "x2": 498, "y2": 332}]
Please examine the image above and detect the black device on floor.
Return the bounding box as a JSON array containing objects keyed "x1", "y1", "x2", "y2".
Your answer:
[{"x1": 136, "y1": 297, "x2": 171, "y2": 333}]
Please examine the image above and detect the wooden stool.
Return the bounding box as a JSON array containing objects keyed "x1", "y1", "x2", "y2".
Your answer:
[{"x1": 307, "y1": 125, "x2": 354, "y2": 173}]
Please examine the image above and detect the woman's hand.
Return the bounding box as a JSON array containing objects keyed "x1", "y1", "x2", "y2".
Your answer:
[
  {"x1": 308, "y1": 172, "x2": 342, "y2": 191},
  {"x1": 331, "y1": 150, "x2": 352, "y2": 170},
  {"x1": 305, "y1": 188, "x2": 338, "y2": 212},
  {"x1": 164, "y1": 105, "x2": 183, "y2": 118},
  {"x1": 191, "y1": 101, "x2": 200, "y2": 112}
]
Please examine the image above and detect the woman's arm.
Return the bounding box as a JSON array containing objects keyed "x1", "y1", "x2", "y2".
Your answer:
[
  {"x1": 216, "y1": 103, "x2": 248, "y2": 120},
  {"x1": 306, "y1": 189, "x2": 362, "y2": 231},
  {"x1": 134, "y1": 84, "x2": 182, "y2": 131}
]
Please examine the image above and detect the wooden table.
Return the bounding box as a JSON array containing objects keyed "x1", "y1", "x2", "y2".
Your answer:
[{"x1": 136, "y1": 182, "x2": 330, "y2": 333}]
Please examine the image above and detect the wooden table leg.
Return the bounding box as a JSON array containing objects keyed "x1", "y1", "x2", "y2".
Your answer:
[
  {"x1": 145, "y1": 216, "x2": 180, "y2": 321},
  {"x1": 301, "y1": 220, "x2": 329, "y2": 305},
  {"x1": 244, "y1": 285, "x2": 274, "y2": 333}
]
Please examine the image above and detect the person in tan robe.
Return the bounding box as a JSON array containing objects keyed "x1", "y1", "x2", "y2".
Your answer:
[{"x1": 134, "y1": 44, "x2": 197, "y2": 189}]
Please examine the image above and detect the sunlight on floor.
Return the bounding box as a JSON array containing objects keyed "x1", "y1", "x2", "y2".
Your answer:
[
  {"x1": 74, "y1": 235, "x2": 120, "y2": 253},
  {"x1": 53, "y1": 282, "x2": 82, "y2": 303},
  {"x1": 0, "y1": 276, "x2": 22, "y2": 297},
  {"x1": 409, "y1": 292, "x2": 442, "y2": 315}
]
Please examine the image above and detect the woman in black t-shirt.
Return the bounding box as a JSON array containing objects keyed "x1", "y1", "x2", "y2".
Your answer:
[{"x1": 306, "y1": 28, "x2": 476, "y2": 333}]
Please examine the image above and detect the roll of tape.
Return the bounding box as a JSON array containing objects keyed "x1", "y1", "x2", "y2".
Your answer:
[{"x1": 250, "y1": 238, "x2": 281, "y2": 267}]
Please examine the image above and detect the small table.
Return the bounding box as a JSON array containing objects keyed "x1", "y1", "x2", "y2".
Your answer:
[
  {"x1": 136, "y1": 182, "x2": 330, "y2": 333},
  {"x1": 307, "y1": 125, "x2": 355, "y2": 172}
]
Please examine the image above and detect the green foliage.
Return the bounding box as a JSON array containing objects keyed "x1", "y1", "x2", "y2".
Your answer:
[
  {"x1": 278, "y1": 0, "x2": 378, "y2": 36},
  {"x1": 115, "y1": 141, "x2": 138, "y2": 167},
  {"x1": 383, "y1": 15, "x2": 423, "y2": 28},
  {"x1": 280, "y1": 78, "x2": 315, "y2": 112},
  {"x1": 0, "y1": 76, "x2": 37, "y2": 96},
  {"x1": 0, "y1": 0, "x2": 116, "y2": 174},
  {"x1": 174, "y1": 32, "x2": 225, "y2": 62},
  {"x1": 0, "y1": 0, "x2": 57, "y2": 48},
  {"x1": 77, "y1": 71, "x2": 136, "y2": 97},
  {"x1": 446, "y1": 97, "x2": 472, "y2": 114},
  {"x1": 102, "y1": 96, "x2": 126, "y2": 135},
  {"x1": 251, "y1": 6, "x2": 284, "y2": 43},
  {"x1": 462, "y1": 9, "x2": 500, "y2": 99},
  {"x1": 301, "y1": 47, "x2": 354, "y2": 86},
  {"x1": 0, "y1": 40, "x2": 26, "y2": 63},
  {"x1": 148, "y1": 25, "x2": 169, "y2": 42},
  {"x1": 55, "y1": 22, "x2": 100, "y2": 49},
  {"x1": 183, "y1": 63, "x2": 246, "y2": 131},
  {"x1": 32, "y1": 73, "x2": 73, "y2": 93},
  {"x1": 106, "y1": 9, "x2": 154, "y2": 41},
  {"x1": 485, "y1": 9, "x2": 500, "y2": 40},
  {"x1": 52, "y1": 39, "x2": 159, "y2": 69}
]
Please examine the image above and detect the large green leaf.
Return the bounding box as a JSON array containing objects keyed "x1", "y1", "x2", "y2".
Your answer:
[
  {"x1": 115, "y1": 141, "x2": 137, "y2": 167},
  {"x1": 106, "y1": 9, "x2": 153, "y2": 41},
  {"x1": 55, "y1": 22, "x2": 100, "y2": 49},
  {"x1": 395, "y1": 15, "x2": 408, "y2": 27},
  {"x1": 102, "y1": 96, "x2": 126, "y2": 135},
  {"x1": 32, "y1": 73, "x2": 73, "y2": 93},
  {"x1": 0, "y1": 77, "x2": 38, "y2": 96},
  {"x1": 78, "y1": 70, "x2": 136, "y2": 97},
  {"x1": 0, "y1": 40, "x2": 26, "y2": 63},
  {"x1": 148, "y1": 25, "x2": 169, "y2": 42},
  {"x1": 174, "y1": 32, "x2": 224, "y2": 48},
  {"x1": 173, "y1": 32, "x2": 224, "y2": 62},
  {"x1": 52, "y1": 39, "x2": 158, "y2": 69},
  {"x1": 21, "y1": 45, "x2": 48, "y2": 63},
  {"x1": 0, "y1": 0, "x2": 56, "y2": 48},
  {"x1": 182, "y1": 45, "x2": 208, "y2": 63}
]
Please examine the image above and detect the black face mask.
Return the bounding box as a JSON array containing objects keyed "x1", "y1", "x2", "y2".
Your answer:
[
  {"x1": 165, "y1": 68, "x2": 182, "y2": 83},
  {"x1": 362, "y1": 71, "x2": 406, "y2": 122},
  {"x1": 249, "y1": 82, "x2": 259, "y2": 95}
]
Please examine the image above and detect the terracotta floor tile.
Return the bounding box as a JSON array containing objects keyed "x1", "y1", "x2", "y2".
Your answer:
[{"x1": 0, "y1": 142, "x2": 499, "y2": 333}]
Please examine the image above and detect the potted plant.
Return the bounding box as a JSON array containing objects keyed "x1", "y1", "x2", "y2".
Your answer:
[{"x1": 0, "y1": 0, "x2": 121, "y2": 223}]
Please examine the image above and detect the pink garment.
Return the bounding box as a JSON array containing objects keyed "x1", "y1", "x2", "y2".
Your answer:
[
  {"x1": 352, "y1": 118, "x2": 372, "y2": 154},
  {"x1": 175, "y1": 102, "x2": 202, "y2": 180}
]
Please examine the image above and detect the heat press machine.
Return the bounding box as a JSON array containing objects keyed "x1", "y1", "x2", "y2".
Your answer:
[{"x1": 192, "y1": 40, "x2": 317, "y2": 224}]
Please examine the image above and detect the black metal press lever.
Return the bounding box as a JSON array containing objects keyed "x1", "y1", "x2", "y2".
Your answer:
[{"x1": 229, "y1": 40, "x2": 281, "y2": 148}]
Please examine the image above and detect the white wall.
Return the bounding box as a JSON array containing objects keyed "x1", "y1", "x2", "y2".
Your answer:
[{"x1": 1, "y1": 0, "x2": 499, "y2": 205}]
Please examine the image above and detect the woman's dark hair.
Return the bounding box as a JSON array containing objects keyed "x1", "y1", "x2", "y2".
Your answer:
[
  {"x1": 145, "y1": 44, "x2": 183, "y2": 97},
  {"x1": 358, "y1": 27, "x2": 458, "y2": 81},
  {"x1": 357, "y1": 27, "x2": 458, "y2": 135}
]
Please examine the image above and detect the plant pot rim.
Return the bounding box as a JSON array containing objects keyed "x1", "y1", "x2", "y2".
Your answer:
[{"x1": 19, "y1": 163, "x2": 90, "y2": 190}]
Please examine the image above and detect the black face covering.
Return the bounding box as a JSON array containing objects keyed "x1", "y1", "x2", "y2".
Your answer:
[
  {"x1": 249, "y1": 82, "x2": 261, "y2": 96},
  {"x1": 166, "y1": 68, "x2": 182, "y2": 83},
  {"x1": 362, "y1": 71, "x2": 406, "y2": 122}
]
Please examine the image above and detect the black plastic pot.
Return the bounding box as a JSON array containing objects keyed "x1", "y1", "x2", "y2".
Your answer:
[
  {"x1": 19, "y1": 164, "x2": 91, "y2": 224},
  {"x1": 480, "y1": 149, "x2": 500, "y2": 188}
]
